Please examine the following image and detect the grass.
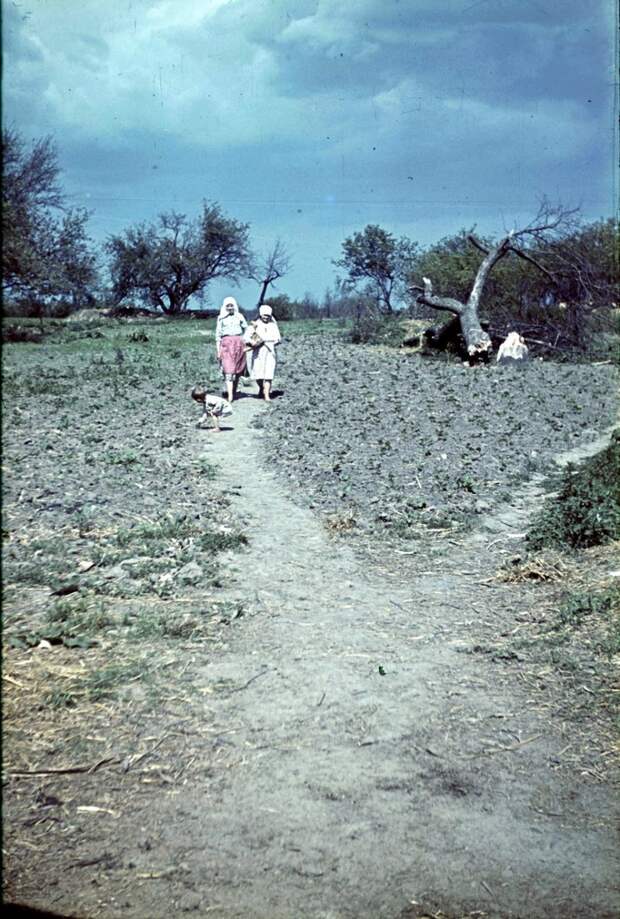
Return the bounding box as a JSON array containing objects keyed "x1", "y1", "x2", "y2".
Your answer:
[
  {"x1": 2, "y1": 314, "x2": 253, "y2": 711},
  {"x1": 44, "y1": 658, "x2": 147, "y2": 708},
  {"x1": 527, "y1": 431, "x2": 620, "y2": 550},
  {"x1": 281, "y1": 317, "x2": 351, "y2": 336},
  {"x1": 557, "y1": 586, "x2": 620, "y2": 656}
]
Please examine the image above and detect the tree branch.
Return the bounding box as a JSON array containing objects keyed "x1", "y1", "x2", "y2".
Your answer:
[
  {"x1": 467, "y1": 234, "x2": 557, "y2": 282},
  {"x1": 410, "y1": 277, "x2": 465, "y2": 315}
]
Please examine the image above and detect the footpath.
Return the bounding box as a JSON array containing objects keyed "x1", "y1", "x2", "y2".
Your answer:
[{"x1": 155, "y1": 392, "x2": 618, "y2": 919}]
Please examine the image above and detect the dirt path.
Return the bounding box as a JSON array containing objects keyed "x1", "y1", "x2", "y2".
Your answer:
[{"x1": 132, "y1": 393, "x2": 617, "y2": 919}]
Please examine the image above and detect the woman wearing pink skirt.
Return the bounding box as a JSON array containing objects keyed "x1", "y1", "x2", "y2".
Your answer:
[{"x1": 215, "y1": 296, "x2": 248, "y2": 402}]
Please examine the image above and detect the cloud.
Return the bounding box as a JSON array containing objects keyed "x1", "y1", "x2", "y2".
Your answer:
[
  {"x1": 3, "y1": 0, "x2": 612, "y2": 153},
  {"x1": 2, "y1": 0, "x2": 614, "y2": 303}
]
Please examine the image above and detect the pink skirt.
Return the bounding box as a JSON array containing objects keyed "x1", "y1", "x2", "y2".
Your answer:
[{"x1": 219, "y1": 336, "x2": 247, "y2": 375}]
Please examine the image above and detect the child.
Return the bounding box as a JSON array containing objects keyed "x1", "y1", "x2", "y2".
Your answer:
[{"x1": 191, "y1": 384, "x2": 233, "y2": 431}]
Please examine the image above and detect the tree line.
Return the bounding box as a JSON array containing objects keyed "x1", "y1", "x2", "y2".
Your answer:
[{"x1": 3, "y1": 129, "x2": 618, "y2": 350}]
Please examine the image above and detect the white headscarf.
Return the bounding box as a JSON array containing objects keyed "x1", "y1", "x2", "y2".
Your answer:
[
  {"x1": 259, "y1": 304, "x2": 273, "y2": 318},
  {"x1": 219, "y1": 296, "x2": 240, "y2": 318}
]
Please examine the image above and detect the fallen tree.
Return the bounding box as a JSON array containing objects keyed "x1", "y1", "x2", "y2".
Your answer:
[{"x1": 409, "y1": 201, "x2": 578, "y2": 361}]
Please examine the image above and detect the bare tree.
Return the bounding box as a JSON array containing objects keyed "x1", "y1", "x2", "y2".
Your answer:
[
  {"x1": 251, "y1": 239, "x2": 291, "y2": 308},
  {"x1": 410, "y1": 200, "x2": 579, "y2": 360}
]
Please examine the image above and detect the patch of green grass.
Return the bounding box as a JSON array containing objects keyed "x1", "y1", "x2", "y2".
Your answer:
[
  {"x1": 80, "y1": 660, "x2": 145, "y2": 702},
  {"x1": 556, "y1": 587, "x2": 618, "y2": 629},
  {"x1": 194, "y1": 455, "x2": 217, "y2": 478},
  {"x1": 114, "y1": 512, "x2": 247, "y2": 554},
  {"x1": 44, "y1": 687, "x2": 81, "y2": 709},
  {"x1": 7, "y1": 556, "x2": 70, "y2": 588},
  {"x1": 7, "y1": 595, "x2": 114, "y2": 650},
  {"x1": 121, "y1": 602, "x2": 240, "y2": 640},
  {"x1": 104, "y1": 448, "x2": 141, "y2": 466},
  {"x1": 281, "y1": 318, "x2": 351, "y2": 337},
  {"x1": 43, "y1": 658, "x2": 147, "y2": 707},
  {"x1": 528, "y1": 431, "x2": 620, "y2": 550},
  {"x1": 487, "y1": 584, "x2": 620, "y2": 676}
]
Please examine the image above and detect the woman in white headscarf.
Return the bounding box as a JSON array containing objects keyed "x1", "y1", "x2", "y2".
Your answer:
[
  {"x1": 245, "y1": 304, "x2": 281, "y2": 401},
  {"x1": 215, "y1": 296, "x2": 248, "y2": 402}
]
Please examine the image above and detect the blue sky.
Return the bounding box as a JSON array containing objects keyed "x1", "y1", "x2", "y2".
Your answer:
[{"x1": 2, "y1": 0, "x2": 617, "y2": 310}]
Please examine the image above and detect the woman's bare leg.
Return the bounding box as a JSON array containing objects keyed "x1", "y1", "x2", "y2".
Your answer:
[
  {"x1": 263, "y1": 381, "x2": 271, "y2": 402},
  {"x1": 225, "y1": 379, "x2": 234, "y2": 402}
]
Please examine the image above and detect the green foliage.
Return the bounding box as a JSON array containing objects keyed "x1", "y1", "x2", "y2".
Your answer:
[
  {"x1": 2, "y1": 324, "x2": 47, "y2": 343},
  {"x1": 106, "y1": 204, "x2": 252, "y2": 314},
  {"x1": 557, "y1": 587, "x2": 619, "y2": 631},
  {"x1": 8, "y1": 596, "x2": 112, "y2": 650},
  {"x1": 104, "y1": 449, "x2": 141, "y2": 466},
  {"x1": 349, "y1": 313, "x2": 408, "y2": 346},
  {"x1": 334, "y1": 224, "x2": 418, "y2": 313},
  {"x1": 544, "y1": 218, "x2": 619, "y2": 307},
  {"x1": 406, "y1": 218, "x2": 620, "y2": 356},
  {"x1": 528, "y1": 432, "x2": 620, "y2": 550},
  {"x1": 253, "y1": 292, "x2": 323, "y2": 321},
  {"x1": 78, "y1": 661, "x2": 145, "y2": 702},
  {"x1": 194, "y1": 455, "x2": 217, "y2": 479},
  {"x1": 2, "y1": 129, "x2": 98, "y2": 308}
]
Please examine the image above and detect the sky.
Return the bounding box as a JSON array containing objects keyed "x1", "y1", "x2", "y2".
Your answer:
[{"x1": 2, "y1": 0, "x2": 618, "y2": 310}]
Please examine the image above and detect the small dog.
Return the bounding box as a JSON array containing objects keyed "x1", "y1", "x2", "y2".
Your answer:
[{"x1": 191, "y1": 384, "x2": 233, "y2": 431}]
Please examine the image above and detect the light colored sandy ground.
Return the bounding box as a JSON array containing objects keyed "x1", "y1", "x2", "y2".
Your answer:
[{"x1": 142, "y1": 394, "x2": 615, "y2": 919}]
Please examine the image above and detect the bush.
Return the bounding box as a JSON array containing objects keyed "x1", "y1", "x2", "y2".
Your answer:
[
  {"x1": 2, "y1": 324, "x2": 46, "y2": 343},
  {"x1": 528, "y1": 431, "x2": 620, "y2": 550},
  {"x1": 350, "y1": 314, "x2": 407, "y2": 346}
]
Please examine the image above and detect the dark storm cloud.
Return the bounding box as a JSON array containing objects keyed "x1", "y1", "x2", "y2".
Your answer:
[{"x1": 1, "y1": 0, "x2": 615, "y2": 302}]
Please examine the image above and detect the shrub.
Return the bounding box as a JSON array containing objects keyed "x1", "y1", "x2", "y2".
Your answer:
[
  {"x1": 528, "y1": 431, "x2": 620, "y2": 550},
  {"x1": 2, "y1": 324, "x2": 45, "y2": 343},
  {"x1": 350, "y1": 314, "x2": 407, "y2": 346}
]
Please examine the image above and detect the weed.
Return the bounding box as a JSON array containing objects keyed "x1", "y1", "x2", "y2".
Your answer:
[
  {"x1": 528, "y1": 431, "x2": 620, "y2": 550},
  {"x1": 126, "y1": 607, "x2": 209, "y2": 640},
  {"x1": 324, "y1": 511, "x2": 357, "y2": 533},
  {"x1": 8, "y1": 595, "x2": 114, "y2": 649},
  {"x1": 105, "y1": 449, "x2": 140, "y2": 466},
  {"x1": 556, "y1": 590, "x2": 611, "y2": 628},
  {"x1": 47, "y1": 594, "x2": 113, "y2": 634},
  {"x1": 194, "y1": 455, "x2": 217, "y2": 479},
  {"x1": 80, "y1": 660, "x2": 145, "y2": 702},
  {"x1": 455, "y1": 474, "x2": 475, "y2": 493},
  {"x1": 198, "y1": 530, "x2": 248, "y2": 552},
  {"x1": 45, "y1": 687, "x2": 80, "y2": 708}
]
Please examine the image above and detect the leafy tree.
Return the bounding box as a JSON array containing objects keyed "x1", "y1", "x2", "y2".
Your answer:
[
  {"x1": 106, "y1": 204, "x2": 252, "y2": 314},
  {"x1": 2, "y1": 128, "x2": 98, "y2": 307},
  {"x1": 334, "y1": 224, "x2": 417, "y2": 313}
]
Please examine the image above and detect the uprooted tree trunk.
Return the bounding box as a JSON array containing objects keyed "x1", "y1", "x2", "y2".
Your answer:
[
  {"x1": 410, "y1": 201, "x2": 578, "y2": 362},
  {"x1": 412, "y1": 235, "x2": 515, "y2": 361}
]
